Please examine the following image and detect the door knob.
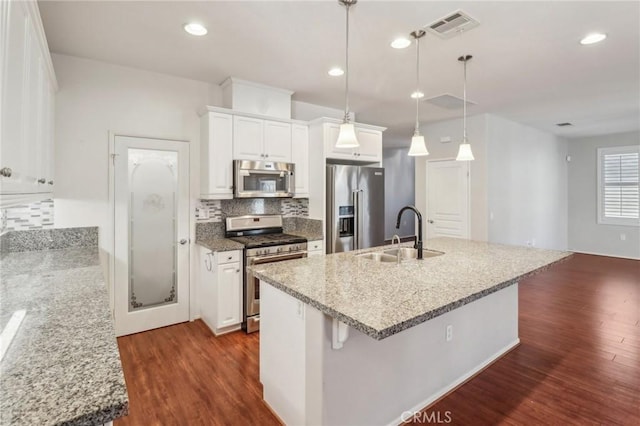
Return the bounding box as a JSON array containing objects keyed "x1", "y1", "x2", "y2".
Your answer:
[
  {"x1": 179, "y1": 239, "x2": 188, "y2": 245},
  {"x1": 0, "y1": 167, "x2": 12, "y2": 177},
  {"x1": 428, "y1": 220, "x2": 434, "y2": 224}
]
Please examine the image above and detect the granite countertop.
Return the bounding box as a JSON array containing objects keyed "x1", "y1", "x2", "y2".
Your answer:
[
  {"x1": 251, "y1": 237, "x2": 572, "y2": 340},
  {"x1": 195, "y1": 237, "x2": 245, "y2": 252},
  {"x1": 0, "y1": 246, "x2": 128, "y2": 425}
]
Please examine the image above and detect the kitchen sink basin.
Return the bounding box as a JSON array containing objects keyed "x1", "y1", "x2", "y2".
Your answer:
[
  {"x1": 383, "y1": 248, "x2": 444, "y2": 259},
  {"x1": 357, "y1": 252, "x2": 398, "y2": 263}
]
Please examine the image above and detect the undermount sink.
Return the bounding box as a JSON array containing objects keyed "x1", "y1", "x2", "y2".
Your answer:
[
  {"x1": 357, "y1": 252, "x2": 398, "y2": 263},
  {"x1": 357, "y1": 248, "x2": 444, "y2": 263},
  {"x1": 383, "y1": 248, "x2": 445, "y2": 260}
]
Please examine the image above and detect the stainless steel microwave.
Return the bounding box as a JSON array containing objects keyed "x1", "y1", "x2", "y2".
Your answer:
[{"x1": 233, "y1": 160, "x2": 295, "y2": 198}]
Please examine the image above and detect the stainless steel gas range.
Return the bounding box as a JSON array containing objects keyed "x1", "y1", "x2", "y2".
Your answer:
[{"x1": 225, "y1": 215, "x2": 307, "y2": 333}]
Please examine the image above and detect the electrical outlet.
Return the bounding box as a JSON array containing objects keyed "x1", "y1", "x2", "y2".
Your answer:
[
  {"x1": 446, "y1": 325, "x2": 453, "y2": 342},
  {"x1": 526, "y1": 240, "x2": 532, "y2": 247},
  {"x1": 620, "y1": 233, "x2": 627, "y2": 241},
  {"x1": 296, "y1": 301, "x2": 305, "y2": 319},
  {"x1": 531, "y1": 238, "x2": 536, "y2": 247}
]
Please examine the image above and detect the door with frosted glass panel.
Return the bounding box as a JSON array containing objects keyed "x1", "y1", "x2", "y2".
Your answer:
[{"x1": 114, "y1": 136, "x2": 189, "y2": 336}]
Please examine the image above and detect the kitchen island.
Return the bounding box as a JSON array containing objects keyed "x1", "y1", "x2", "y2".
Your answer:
[{"x1": 252, "y1": 238, "x2": 570, "y2": 426}]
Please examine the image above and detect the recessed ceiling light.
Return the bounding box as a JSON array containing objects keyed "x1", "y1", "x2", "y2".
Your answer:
[
  {"x1": 184, "y1": 23, "x2": 208, "y2": 36},
  {"x1": 580, "y1": 33, "x2": 606, "y2": 45},
  {"x1": 328, "y1": 67, "x2": 344, "y2": 77},
  {"x1": 411, "y1": 91, "x2": 424, "y2": 99},
  {"x1": 391, "y1": 37, "x2": 411, "y2": 49}
]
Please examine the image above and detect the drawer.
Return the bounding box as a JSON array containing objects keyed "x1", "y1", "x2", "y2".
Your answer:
[
  {"x1": 216, "y1": 250, "x2": 241, "y2": 265},
  {"x1": 308, "y1": 240, "x2": 323, "y2": 252}
]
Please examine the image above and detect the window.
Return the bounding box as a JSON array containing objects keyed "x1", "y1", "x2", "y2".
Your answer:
[{"x1": 597, "y1": 146, "x2": 640, "y2": 226}]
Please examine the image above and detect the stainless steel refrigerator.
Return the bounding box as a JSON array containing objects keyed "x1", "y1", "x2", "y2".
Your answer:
[{"x1": 326, "y1": 164, "x2": 385, "y2": 254}]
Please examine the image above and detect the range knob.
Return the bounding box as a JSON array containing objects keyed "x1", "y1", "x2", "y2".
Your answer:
[{"x1": 277, "y1": 247, "x2": 283, "y2": 253}]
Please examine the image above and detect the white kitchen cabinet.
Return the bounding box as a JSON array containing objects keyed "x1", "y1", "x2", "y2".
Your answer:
[
  {"x1": 200, "y1": 111, "x2": 234, "y2": 199},
  {"x1": 307, "y1": 240, "x2": 324, "y2": 256},
  {"x1": 291, "y1": 123, "x2": 309, "y2": 198},
  {"x1": 323, "y1": 122, "x2": 383, "y2": 163},
  {"x1": 233, "y1": 115, "x2": 291, "y2": 162},
  {"x1": 0, "y1": 0, "x2": 57, "y2": 207},
  {"x1": 198, "y1": 247, "x2": 243, "y2": 336},
  {"x1": 354, "y1": 128, "x2": 383, "y2": 162}
]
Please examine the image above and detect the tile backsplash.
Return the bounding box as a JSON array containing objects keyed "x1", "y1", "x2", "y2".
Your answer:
[
  {"x1": 196, "y1": 198, "x2": 308, "y2": 223},
  {"x1": 0, "y1": 199, "x2": 54, "y2": 234}
]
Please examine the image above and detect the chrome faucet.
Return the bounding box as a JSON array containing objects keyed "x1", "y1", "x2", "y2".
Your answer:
[
  {"x1": 396, "y1": 205, "x2": 424, "y2": 260},
  {"x1": 391, "y1": 234, "x2": 402, "y2": 264}
]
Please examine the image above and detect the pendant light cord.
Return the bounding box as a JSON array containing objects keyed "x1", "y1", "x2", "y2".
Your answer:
[
  {"x1": 414, "y1": 35, "x2": 420, "y2": 135},
  {"x1": 344, "y1": 3, "x2": 350, "y2": 123},
  {"x1": 463, "y1": 57, "x2": 467, "y2": 143}
]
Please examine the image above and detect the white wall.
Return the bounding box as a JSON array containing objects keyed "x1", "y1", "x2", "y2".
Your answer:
[
  {"x1": 52, "y1": 54, "x2": 216, "y2": 311},
  {"x1": 383, "y1": 148, "x2": 415, "y2": 239},
  {"x1": 291, "y1": 100, "x2": 347, "y2": 122},
  {"x1": 415, "y1": 114, "x2": 489, "y2": 241},
  {"x1": 487, "y1": 115, "x2": 568, "y2": 250},
  {"x1": 568, "y1": 131, "x2": 640, "y2": 259}
]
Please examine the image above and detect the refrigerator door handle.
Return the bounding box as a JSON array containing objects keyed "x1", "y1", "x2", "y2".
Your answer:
[
  {"x1": 358, "y1": 189, "x2": 364, "y2": 250},
  {"x1": 352, "y1": 190, "x2": 358, "y2": 249},
  {"x1": 327, "y1": 167, "x2": 335, "y2": 253}
]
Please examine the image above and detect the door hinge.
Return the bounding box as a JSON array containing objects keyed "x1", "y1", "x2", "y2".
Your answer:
[{"x1": 110, "y1": 153, "x2": 119, "y2": 165}]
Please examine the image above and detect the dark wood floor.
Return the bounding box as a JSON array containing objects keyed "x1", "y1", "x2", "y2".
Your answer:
[{"x1": 116, "y1": 254, "x2": 639, "y2": 425}]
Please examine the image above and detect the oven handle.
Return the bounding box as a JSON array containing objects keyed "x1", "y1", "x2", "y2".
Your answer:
[{"x1": 249, "y1": 251, "x2": 308, "y2": 265}]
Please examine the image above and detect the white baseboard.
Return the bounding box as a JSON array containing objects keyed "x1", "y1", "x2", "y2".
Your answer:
[
  {"x1": 569, "y1": 249, "x2": 640, "y2": 261},
  {"x1": 386, "y1": 338, "x2": 521, "y2": 426}
]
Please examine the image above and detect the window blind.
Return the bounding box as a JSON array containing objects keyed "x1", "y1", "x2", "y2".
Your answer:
[{"x1": 602, "y1": 151, "x2": 639, "y2": 220}]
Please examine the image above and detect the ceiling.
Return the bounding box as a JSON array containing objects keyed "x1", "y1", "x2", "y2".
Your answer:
[{"x1": 39, "y1": 0, "x2": 640, "y2": 148}]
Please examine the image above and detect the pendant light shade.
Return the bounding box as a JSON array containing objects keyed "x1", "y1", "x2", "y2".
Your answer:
[
  {"x1": 456, "y1": 54, "x2": 474, "y2": 162},
  {"x1": 336, "y1": 122, "x2": 359, "y2": 148},
  {"x1": 408, "y1": 30, "x2": 428, "y2": 157},
  {"x1": 335, "y1": 0, "x2": 359, "y2": 149},
  {"x1": 456, "y1": 142, "x2": 474, "y2": 161},
  {"x1": 409, "y1": 134, "x2": 429, "y2": 156}
]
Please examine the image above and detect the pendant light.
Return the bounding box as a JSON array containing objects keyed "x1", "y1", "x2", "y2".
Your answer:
[
  {"x1": 408, "y1": 30, "x2": 428, "y2": 156},
  {"x1": 456, "y1": 55, "x2": 475, "y2": 161},
  {"x1": 335, "y1": 0, "x2": 359, "y2": 148}
]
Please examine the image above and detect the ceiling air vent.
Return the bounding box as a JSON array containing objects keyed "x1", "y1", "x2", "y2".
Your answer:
[
  {"x1": 425, "y1": 10, "x2": 479, "y2": 39},
  {"x1": 556, "y1": 122, "x2": 573, "y2": 127},
  {"x1": 424, "y1": 93, "x2": 476, "y2": 110}
]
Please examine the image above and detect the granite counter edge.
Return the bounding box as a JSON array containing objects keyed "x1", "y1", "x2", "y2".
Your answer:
[{"x1": 253, "y1": 252, "x2": 573, "y2": 340}]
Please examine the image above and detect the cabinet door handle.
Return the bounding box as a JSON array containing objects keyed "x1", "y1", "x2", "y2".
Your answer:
[
  {"x1": 227, "y1": 256, "x2": 233, "y2": 260},
  {"x1": 48, "y1": 180, "x2": 54, "y2": 185},
  {"x1": 236, "y1": 269, "x2": 240, "y2": 273},
  {"x1": 37, "y1": 178, "x2": 46, "y2": 184},
  {"x1": 0, "y1": 167, "x2": 12, "y2": 177},
  {"x1": 179, "y1": 239, "x2": 188, "y2": 245}
]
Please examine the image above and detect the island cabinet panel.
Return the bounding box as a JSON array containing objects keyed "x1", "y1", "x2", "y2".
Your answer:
[
  {"x1": 200, "y1": 111, "x2": 234, "y2": 199},
  {"x1": 198, "y1": 247, "x2": 243, "y2": 335},
  {"x1": 260, "y1": 280, "x2": 519, "y2": 426}
]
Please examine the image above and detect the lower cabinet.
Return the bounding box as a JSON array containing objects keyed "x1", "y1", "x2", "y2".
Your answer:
[
  {"x1": 198, "y1": 247, "x2": 243, "y2": 335},
  {"x1": 307, "y1": 240, "x2": 324, "y2": 256}
]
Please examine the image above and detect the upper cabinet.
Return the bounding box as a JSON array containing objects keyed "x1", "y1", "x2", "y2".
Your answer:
[
  {"x1": 322, "y1": 120, "x2": 385, "y2": 164},
  {"x1": 291, "y1": 123, "x2": 309, "y2": 198},
  {"x1": 200, "y1": 112, "x2": 234, "y2": 199},
  {"x1": 199, "y1": 106, "x2": 307, "y2": 200},
  {"x1": 233, "y1": 116, "x2": 291, "y2": 162},
  {"x1": 1, "y1": 0, "x2": 57, "y2": 207}
]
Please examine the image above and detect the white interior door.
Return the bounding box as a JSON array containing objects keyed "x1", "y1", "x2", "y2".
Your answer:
[
  {"x1": 426, "y1": 160, "x2": 470, "y2": 239},
  {"x1": 114, "y1": 135, "x2": 190, "y2": 336}
]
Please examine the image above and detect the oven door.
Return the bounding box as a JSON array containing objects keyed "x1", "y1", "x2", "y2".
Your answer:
[
  {"x1": 245, "y1": 251, "x2": 307, "y2": 332},
  {"x1": 234, "y1": 160, "x2": 295, "y2": 198}
]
